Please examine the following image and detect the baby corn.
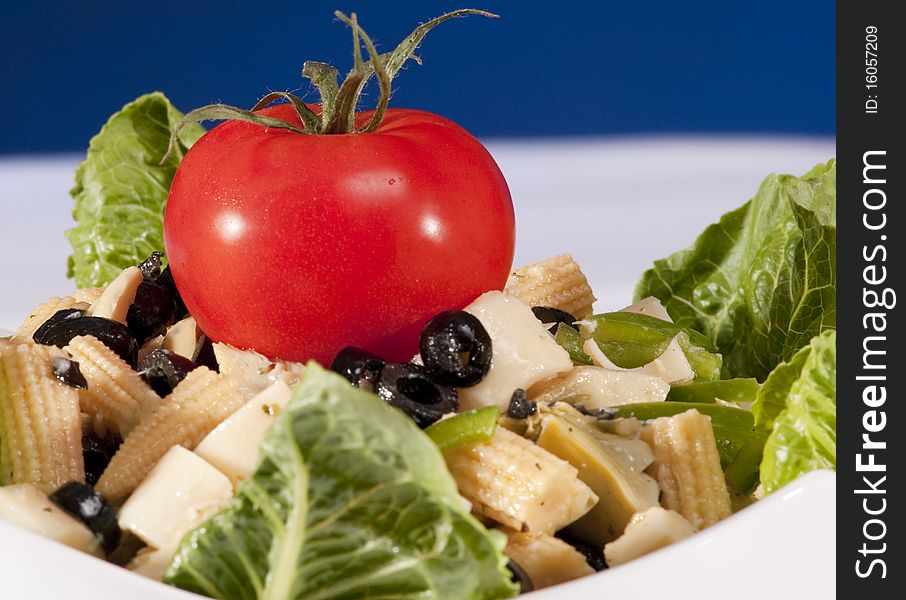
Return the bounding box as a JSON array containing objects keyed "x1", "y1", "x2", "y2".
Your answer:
[
  {"x1": 64, "y1": 335, "x2": 160, "y2": 437},
  {"x1": 639, "y1": 409, "x2": 731, "y2": 529},
  {"x1": 505, "y1": 254, "x2": 596, "y2": 319},
  {"x1": 14, "y1": 296, "x2": 90, "y2": 339},
  {"x1": 0, "y1": 343, "x2": 84, "y2": 492},
  {"x1": 444, "y1": 426, "x2": 598, "y2": 534},
  {"x1": 96, "y1": 367, "x2": 243, "y2": 501}
]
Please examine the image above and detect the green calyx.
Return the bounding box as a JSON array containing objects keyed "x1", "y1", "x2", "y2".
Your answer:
[{"x1": 162, "y1": 8, "x2": 498, "y2": 162}]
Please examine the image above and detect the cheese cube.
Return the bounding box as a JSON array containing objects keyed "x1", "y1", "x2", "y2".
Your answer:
[
  {"x1": 0, "y1": 484, "x2": 101, "y2": 556},
  {"x1": 118, "y1": 445, "x2": 232, "y2": 551},
  {"x1": 194, "y1": 379, "x2": 292, "y2": 487},
  {"x1": 459, "y1": 292, "x2": 572, "y2": 411}
]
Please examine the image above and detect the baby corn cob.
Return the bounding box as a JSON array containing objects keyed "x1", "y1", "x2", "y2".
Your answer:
[
  {"x1": 14, "y1": 296, "x2": 90, "y2": 339},
  {"x1": 96, "y1": 367, "x2": 243, "y2": 501},
  {"x1": 444, "y1": 426, "x2": 598, "y2": 534},
  {"x1": 0, "y1": 343, "x2": 84, "y2": 492},
  {"x1": 639, "y1": 409, "x2": 731, "y2": 529},
  {"x1": 504, "y1": 530, "x2": 594, "y2": 590},
  {"x1": 64, "y1": 335, "x2": 160, "y2": 437},
  {"x1": 70, "y1": 287, "x2": 105, "y2": 305},
  {"x1": 504, "y1": 254, "x2": 596, "y2": 319}
]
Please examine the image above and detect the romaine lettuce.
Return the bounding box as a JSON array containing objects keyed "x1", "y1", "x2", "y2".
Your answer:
[
  {"x1": 164, "y1": 364, "x2": 517, "y2": 600},
  {"x1": 756, "y1": 330, "x2": 836, "y2": 493},
  {"x1": 635, "y1": 160, "x2": 836, "y2": 380},
  {"x1": 66, "y1": 92, "x2": 204, "y2": 287}
]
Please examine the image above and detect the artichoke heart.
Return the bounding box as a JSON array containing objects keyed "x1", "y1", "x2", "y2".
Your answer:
[{"x1": 536, "y1": 404, "x2": 660, "y2": 545}]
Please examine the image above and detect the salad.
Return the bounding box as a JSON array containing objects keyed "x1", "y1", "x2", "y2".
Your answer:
[{"x1": 0, "y1": 9, "x2": 836, "y2": 600}]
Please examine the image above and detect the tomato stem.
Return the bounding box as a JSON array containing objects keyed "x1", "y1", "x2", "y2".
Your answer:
[{"x1": 160, "y1": 9, "x2": 498, "y2": 162}]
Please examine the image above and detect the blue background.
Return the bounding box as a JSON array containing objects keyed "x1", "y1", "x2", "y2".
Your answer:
[{"x1": 0, "y1": 1, "x2": 835, "y2": 154}]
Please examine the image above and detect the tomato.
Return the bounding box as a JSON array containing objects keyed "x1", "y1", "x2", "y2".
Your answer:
[{"x1": 164, "y1": 103, "x2": 514, "y2": 365}]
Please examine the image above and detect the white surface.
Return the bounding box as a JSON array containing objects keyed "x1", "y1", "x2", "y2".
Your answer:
[
  {"x1": 0, "y1": 137, "x2": 836, "y2": 598},
  {"x1": 0, "y1": 136, "x2": 834, "y2": 329}
]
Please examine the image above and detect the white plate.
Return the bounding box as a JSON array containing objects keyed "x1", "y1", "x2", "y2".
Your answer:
[{"x1": 0, "y1": 137, "x2": 836, "y2": 599}]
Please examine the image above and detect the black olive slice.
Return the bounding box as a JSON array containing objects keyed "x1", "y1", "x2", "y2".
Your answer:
[
  {"x1": 154, "y1": 266, "x2": 188, "y2": 321},
  {"x1": 507, "y1": 560, "x2": 534, "y2": 593},
  {"x1": 34, "y1": 315, "x2": 138, "y2": 368},
  {"x1": 329, "y1": 346, "x2": 386, "y2": 390},
  {"x1": 31, "y1": 308, "x2": 85, "y2": 343},
  {"x1": 375, "y1": 363, "x2": 457, "y2": 428},
  {"x1": 139, "y1": 349, "x2": 196, "y2": 397},
  {"x1": 555, "y1": 531, "x2": 608, "y2": 571},
  {"x1": 137, "y1": 251, "x2": 164, "y2": 280},
  {"x1": 82, "y1": 435, "x2": 120, "y2": 487},
  {"x1": 419, "y1": 310, "x2": 492, "y2": 387},
  {"x1": 506, "y1": 388, "x2": 536, "y2": 419},
  {"x1": 49, "y1": 481, "x2": 121, "y2": 554},
  {"x1": 126, "y1": 281, "x2": 177, "y2": 344},
  {"x1": 531, "y1": 306, "x2": 580, "y2": 334},
  {"x1": 51, "y1": 357, "x2": 88, "y2": 389},
  {"x1": 192, "y1": 333, "x2": 219, "y2": 372}
]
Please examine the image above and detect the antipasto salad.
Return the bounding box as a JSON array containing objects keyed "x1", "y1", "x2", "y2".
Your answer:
[{"x1": 0, "y1": 9, "x2": 836, "y2": 600}]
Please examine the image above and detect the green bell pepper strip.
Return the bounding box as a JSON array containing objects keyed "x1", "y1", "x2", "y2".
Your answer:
[
  {"x1": 425, "y1": 406, "x2": 499, "y2": 453},
  {"x1": 669, "y1": 378, "x2": 760, "y2": 404}
]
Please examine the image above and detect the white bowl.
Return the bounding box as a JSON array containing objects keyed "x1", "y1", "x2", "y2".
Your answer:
[{"x1": 0, "y1": 138, "x2": 836, "y2": 598}]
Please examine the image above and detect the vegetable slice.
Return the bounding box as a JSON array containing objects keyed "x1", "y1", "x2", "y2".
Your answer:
[
  {"x1": 425, "y1": 406, "x2": 499, "y2": 453},
  {"x1": 165, "y1": 364, "x2": 517, "y2": 599}
]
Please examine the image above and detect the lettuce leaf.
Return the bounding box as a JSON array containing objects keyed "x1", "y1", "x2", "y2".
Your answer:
[
  {"x1": 164, "y1": 364, "x2": 517, "y2": 600},
  {"x1": 634, "y1": 159, "x2": 836, "y2": 380},
  {"x1": 66, "y1": 92, "x2": 204, "y2": 287},
  {"x1": 757, "y1": 330, "x2": 836, "y2": 493}
]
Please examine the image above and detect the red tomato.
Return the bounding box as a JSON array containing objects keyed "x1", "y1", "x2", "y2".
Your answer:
[{"x1": 164, "y1": 104, "x2": 514, "y2": 365}]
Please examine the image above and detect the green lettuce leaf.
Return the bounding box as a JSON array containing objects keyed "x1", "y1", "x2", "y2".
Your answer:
[
  {"x1": 634, "y1": 159, "x2": 836, "y2": 380},
  {"x1": 66, "y1": 92, "x2": 204, "y2": 287},
  {"x1": 164, "y1": 364, "x2": 517, "y2": 600},
  {"x1": 758, "y1": 330, "x2": 836, "y2": 493}
]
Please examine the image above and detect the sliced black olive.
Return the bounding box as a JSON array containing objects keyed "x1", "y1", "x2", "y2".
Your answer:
[
  {"x1": 31, "y1": 308, "x2": 85, "y2": 343},
  {"x1": 193, "y1": 333, "x2": 219, "y2": 372},
  {"x1": 126, "y1": 281, "x2": 177, "y2": 344},
  {"x1": 34, "y1": 315, "x2": 138, "y2": 368},
  {"x1": 531, "y1": 306, "x2": 579, "y2": 334},
  {"x1": 506, "y1": 388, "x2": 536, "y2": 419},
  {"x1": 419, "y1": 310, "x2": 492, "y2": 387},
  {"x1": 82, "y1": 435, "x2": 120, "y2": 487},
  {"x1": 49, "y1": 481, "x2": 121, "y2": 554},
  {"x1": 555, "y1": 531, "x2": 608, "y2": 571},
  {"x1": 137, "y1": 251, "x2": 164, "y2": 280},
  {"x1": 51, "y1": 356, "x2": 88, "y2": 389},
  {"x1": 375, "y1": 363, "x2": 457, "y2": 428},
  {"x1": 154, "y1": 266, "x2": 188, "y2": 320},
  {"x1": 139, "y1": 349, "x2": 196, "y2": 397},
  {"x1": 329, "y1": 346, "x2": 386, "y2": 390},
  {"x1": 507, "y1": 560, "x2": 534, "y2": 593}
]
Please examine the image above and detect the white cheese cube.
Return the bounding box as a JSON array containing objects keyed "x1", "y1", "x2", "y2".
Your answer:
[
  {"x1": 459, "y1": 291, "x2": 572, "y2": 411},
  {"x1": 0, "y1": 484, "x2": 101, "y2": 556},
  {"x1": 604, "y1": 506, "x2": 696, "y2": 567},
  {"x1": 195, "y1": 380, "x2": 292, "y2": 487},
  {"x1": 118, "y1": 445, "x2": 232, "y2": 551}
]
